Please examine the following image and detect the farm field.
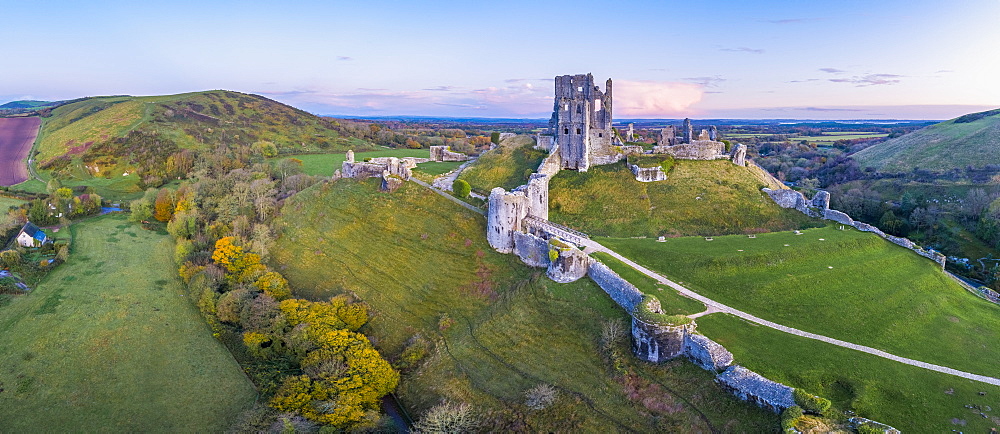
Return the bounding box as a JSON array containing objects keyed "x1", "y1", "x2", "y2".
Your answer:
[
  {"x1": 0, "y1": 214, "x2": 256, "y2": 431},
  {"x1": 599, "y1": 225, "x2": 1000, "y2": 379},
  {"x1": 548, "y1": 160, "x2": 818, "y2": 237},
  {"x1": 271, "y1": 178, "x2": 777, "y2": 431},
  {"x1": 274, "y1": 148, "x2": 457, "y2": 177},
  {"x1": 0, "y1": 117, "x2": 41, "y2": 186},
  {"x1": 797, "y1": 132, "x2": 888, "y2": 143},
  {"x1": 698, "y1": 313, "x2": 1000, "y2": 432}
]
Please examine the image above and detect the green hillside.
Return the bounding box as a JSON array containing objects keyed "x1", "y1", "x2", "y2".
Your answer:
[
  {"x1": 270, "y1": 178, "x2": 777, "y2": 431},
  {"x1": 853, "y1": 108, "x2": 1000, "y2": 171},
  {"x1": 548, "y1": 160, "x2": 818, "y2": 237},
  {"x1": 31, "y1": 91, "x2": 373, "y2": 190},
  {"x1": 0, "y1": 100, "x2": 58, "y2": 109},
  {"x1": 458, "y1": 135, "x2": 546, "y2": 194}
]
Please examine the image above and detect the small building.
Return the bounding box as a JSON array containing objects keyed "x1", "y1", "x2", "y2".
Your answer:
[{"x1": 15, "y1": 222, "x2": 49, "y2": 247}]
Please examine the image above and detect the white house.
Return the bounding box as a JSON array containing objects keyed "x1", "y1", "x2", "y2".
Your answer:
[{"x1": 15, "y1": 222, "x2": 49, "y2": 247}]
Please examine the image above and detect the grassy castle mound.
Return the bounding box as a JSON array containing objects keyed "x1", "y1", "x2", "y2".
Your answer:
[
  {"x1": 458, "y1": 135, "x2": 546, "y2": 194},
  {"x1": 548, "y1": 160, "x2": 818, "y2": 237}
]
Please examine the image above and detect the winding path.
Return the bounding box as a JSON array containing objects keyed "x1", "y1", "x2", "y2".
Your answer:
[
  {"x1": 579, "y1": 237, "x2": 1000, "y2": 387},
  {"x1": 410, "y1": 178, "x2": 484, "y2": 215}
]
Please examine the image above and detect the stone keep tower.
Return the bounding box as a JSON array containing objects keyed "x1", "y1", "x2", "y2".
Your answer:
[
  {"x1": 549, "y1": 73, "x2": 613, "y2": 171},
  {"x1": 486, "y1": 174, "x2": 549, "y2": 253}
]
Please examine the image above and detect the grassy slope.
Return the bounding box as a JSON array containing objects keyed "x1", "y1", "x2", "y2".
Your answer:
[
  {"x1": 853, "y1": 111, "x2": 1000, "y2": 171},
  {"x1": 549, "y1": 160, "x2": 818, "y2": 237},
  {"x1": 458, "y1": 135, "x2": 545, "y2": 194},
  {"x1": 698, "y1": 314, "x2": 1000, "y2": 432},
  {"x1": 0, "y1": 214, "x2": 256, "y2": 431},
  {"x1": 271, "y1": 178, "x2": 776, "y2": 431},
  {"x1": 600, "y1": 226, "x2": 1000, "y2": 378}
]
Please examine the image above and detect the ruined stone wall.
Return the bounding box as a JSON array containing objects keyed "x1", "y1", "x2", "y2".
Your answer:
[
  {"x1": 550, "y1": 73, "x2": 614, "y2": 171},
  {"x1": 619, "y1": 145, "x2": 645, "y2": 155},
  {"x1": 513, "y1": 231, "x2": 550, "y2": 268},
  {"x1": 535, "y1": 134, "x2": 555, "y2": 151},
  {"x1": 683, "y1": 333, "x2": 733, "y2": 372},
  {"x1": 629, "y1": 164, "x2": 668, "y2": 182},
  {"x1": 498, "y1": 132, "x2": 516, "y2": 141},
  {"x1": 716, "y1": 365, "x2": 796, "y2": 413},
  {"x1": 763, "y1": 188, "x2": 946, "y2": 268},
  {"x1": 730, "y1": 143, "x2": 747, "y2": 166},
  {"x1": 342, "y1": 156, "x2": 413, "y2": 180},
  {"x1": 486, "y1": 188, "x2": 528, "y2": 254},
  {"x1": 658, "y1": 126, "x2": 677, "y2": 146},
  {"x1": 632, "y1": 317, "x2": 691, "y2": 363},
  {"x1": 536, "y1": 145, "x2": 563, "y2": 177},
  {"x1": 429, "y1": 145, "x2": 469, "y2": 162},
  {"x1": 587, "y1": 260, "x2": 644, "y2": 312},
  {"x1": 521, "y1": 173, "x2": 549, "y2": 221},
  {"x1": 546, "y1": 241, "x2": 589, "y2": 283},
  {"x1": 652, "y1": 141, "x2": 725, "y2": 160}
]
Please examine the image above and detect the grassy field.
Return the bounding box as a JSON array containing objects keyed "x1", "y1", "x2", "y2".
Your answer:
[
  {"x1": 458, "y1": 135, "x2": 545, "y2": 194},
  {"x1": 797, "y1": 133, "x2": 888, "y2": 143},
  {"x1": 548, "y1": 160, "x2": 818, "y2": 237},
  {"x1": 590, "y1": 252, "x2": 704, "y2": 316},
  {"x1": 273, "y1": 148, "x2": 462, "y2": 177},
  {"x1": 698, "y1": 313, "x2": 1000, "y2": 432},
  {"x1": 599, "y1": 225, "x2": 1000, "y2": 379},
  {"x1": 0, "y1": 214, "x2": 256, "y2": 431},
  {"x1": 854, "y1": 110, "x2": 1000, "y2": 171},
  {"x1": 270, "y1": 178, "x2": 777, "y2": 431},
  {"x1": 0, "y1": 196, "x2": 25, "y2": 211}
]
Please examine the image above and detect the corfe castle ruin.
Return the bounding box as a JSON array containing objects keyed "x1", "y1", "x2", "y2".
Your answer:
[{"x1": 480, "y1": 74, "x2": 909, "y2": 426}]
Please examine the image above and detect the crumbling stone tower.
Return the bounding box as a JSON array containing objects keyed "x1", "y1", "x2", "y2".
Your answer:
[
  {"x1": 549, "y1": 73, "x2": 614, "y2": 171},
  {"x1": 486, "y1": 174, "x2": 549, "y2": 253}
]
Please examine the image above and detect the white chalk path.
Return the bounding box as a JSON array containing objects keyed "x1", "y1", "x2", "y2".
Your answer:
[
  {"x1": 410, "y1": 178, "x2": 484, "y2": 215},
  {"x1": 580, "y1": 238, "x2": 1000, "y2": 387}
]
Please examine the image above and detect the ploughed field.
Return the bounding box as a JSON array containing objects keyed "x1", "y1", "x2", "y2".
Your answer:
[
  {"x1": 0, "y1": 117, "x2": 40, "y2": 186},
  {"x1": 0, "y1": 214, "x2": 256, "y2": 431}
]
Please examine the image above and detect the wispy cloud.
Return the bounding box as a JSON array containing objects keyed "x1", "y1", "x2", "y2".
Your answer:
[
  {"x1": 761, "y1": 17, "x2": 824, "y2": 24},
  {"x1": 422, "y1": 86, "x2": 456, "y2": 92},
  {"x1": 615, "y1": 80, "x2": 703, "y2": 117},
  {"x1": 819, "y1": 68, "x2": 845, "y2": 74},
  {"x1": 337, "y1": 56, "x2": 353, "y2": 61},
  {"x1": 829, "y1": 73, "x2": 903, "y2": 87},
  {"x1": 720, "y1": 46, "x2": 764, "y2": 54},
  {"x1": 683, "y1": 76, "x2": 726, "y2": 87}
]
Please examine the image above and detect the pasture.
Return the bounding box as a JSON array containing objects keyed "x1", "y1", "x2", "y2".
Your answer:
[
  {"x1": 599, "y1": 225, "x2": 1000, "y2": 379},
  {"x1": 698, "y1": 313, "x2": 1000, "y2": 432},
  {"x1": 0, "y1": 214, "x2": 256, "y2": 431}
]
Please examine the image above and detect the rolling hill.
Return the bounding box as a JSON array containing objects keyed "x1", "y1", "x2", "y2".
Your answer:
[
  {"x1": 0, "y1": 100, "x2": 59, "y2": 109},
  {"x1": 31, "y1": 90, "x2": 372, "y2": 186},
  {"x1": 852, "y1": 108, "x2": 1000, "y2": 172}
]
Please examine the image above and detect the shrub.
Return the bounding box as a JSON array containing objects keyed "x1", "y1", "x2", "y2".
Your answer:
[
  {"x1": 857, "y1": 422, "x2": 883, "y2": 434},
  {"x1": 452, "y1": 179, "x2": 471, "y2": 199},
  {"x1": 793, "y1": 388, "x2": 832, "y2": 415},
  {"x1": 524, "y1": 384, "x2": 558, "y2": 410},
  {"x1": 780, "y1": 405, "x2": 803, "y2": 432},
  {"x1": 490, "y1": 132, "x2": 500, "y2": 144},
  {"x1": 412, "y1": 401, "x2": 478, "y2": 434}
]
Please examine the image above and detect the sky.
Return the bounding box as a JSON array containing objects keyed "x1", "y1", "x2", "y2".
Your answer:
[{"x1": 1, "y1": 0, "x2": 999, "y2": 120}]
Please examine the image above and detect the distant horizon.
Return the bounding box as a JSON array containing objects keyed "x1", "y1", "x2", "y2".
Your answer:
[{"x1": 2, "y1": 1, "x2": 997, "y2": 122}]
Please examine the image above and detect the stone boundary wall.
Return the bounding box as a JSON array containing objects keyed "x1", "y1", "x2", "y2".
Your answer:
[
  {"x1": 586, "y1": 260, "x2": 643, "y2": 312},
  {"x1": 429, "y1": 145, "x2": 469, "y2": 162},
  {"x1": 498, "y1": 132, "x2": 516, "y2": 141},
  {"x1": 651, "y1": 141, "x2": 725, "y2": 160},
  {"x1": 716, "y1": 366, "x2": 795, "y2": 413},
  {"x1": 684, "y1": 333, "x2": 734, "y2": 372},
  {"x1": 848, "y1": 417, "x2": 901, "y2": 434},
  {"x1": 535, "y1": 134, "x2": 555, "y2": 151},
  {"x1": 537, "y1": 144, "x2": 562, "y2": 177},
  {"x1": 629, "y1": 164, "x2": 668, "y2": 182},
  {"x1": 513, "y1": 231, "x2": 550, "y2": 268},
  {"x1": 762, "y1": 188, "x2": 946, "y2": 268}
]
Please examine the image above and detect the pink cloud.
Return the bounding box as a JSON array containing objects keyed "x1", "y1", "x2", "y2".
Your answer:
[{"x1": 615, "y1": 80, "x2": 704, "y2": 117}]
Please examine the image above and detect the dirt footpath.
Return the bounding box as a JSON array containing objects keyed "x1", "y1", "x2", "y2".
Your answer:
[{"x1": 0, "y1": 117, "x2": 41, "y2": 186}]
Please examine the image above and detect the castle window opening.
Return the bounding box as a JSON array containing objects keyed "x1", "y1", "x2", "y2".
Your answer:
[
  {"x1": 598, "y1": 133, "x2": 602, "y2": 138},
  {"x1": 576, "y1": 128, "x2": 581, "y2": 134},
  {"x1": 564, "y1": 128, "x2": 569, "y2": 134},
  {"x1": 577, "y1": 104, "x2": 582, "y2": 113},
  {"x1": 577, "y1": 86, "x2": 583, "y2": 92}
]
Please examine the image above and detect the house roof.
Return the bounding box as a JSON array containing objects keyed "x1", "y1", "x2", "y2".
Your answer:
[{"x1": 19, "y1": 222, "x2": 46, "y2": 241}]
